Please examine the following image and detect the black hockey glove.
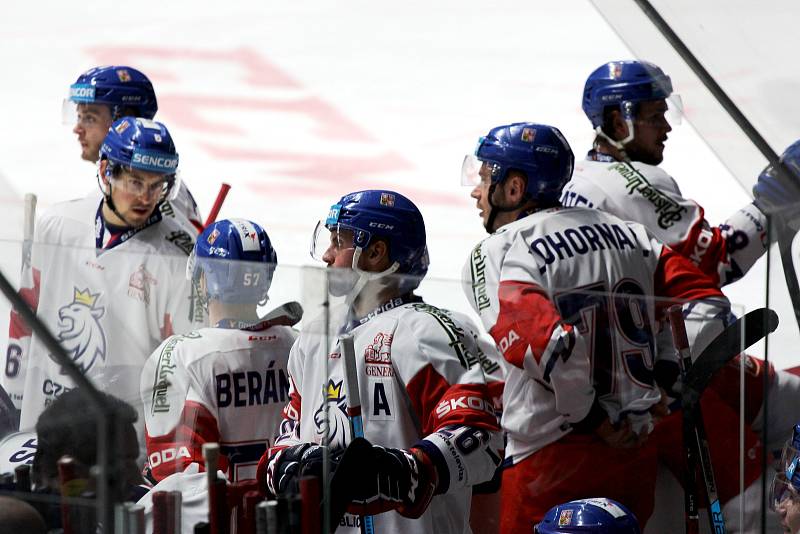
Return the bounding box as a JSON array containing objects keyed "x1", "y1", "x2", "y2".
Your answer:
[
  {"x1": 753, "y1": 142, "x2": 800, "y2": 222},
  {"x1": 331, "y1": 437, "x2": 438, "y2": 519},
  {"x1": 262, "y1": 443, "x2": 343, "y2": 497}
]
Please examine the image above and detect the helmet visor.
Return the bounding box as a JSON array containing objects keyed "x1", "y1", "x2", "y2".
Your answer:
[
  {"x1": 107, "y1": 169, "x2": 181, "y2": 203},
  {"x1": 310, "y1": 221, "x2": 358, "y2": 262},
  {"x1": 770, "y1": 472, "x2": 800, "y2": 510},
  {"x1": 780, "y1": 440, "x2": 800, "y2": 475},
  {"x1": 666, "y1": 93, "x2": 683, "y2": 126},
  {"x1": 461, "y1": 154, "x2": 498, "y2": 187}
]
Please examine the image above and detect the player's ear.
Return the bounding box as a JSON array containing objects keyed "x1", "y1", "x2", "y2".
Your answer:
[
  {"x1": 364, "y1": 239, "x2": 391, "y2": 270},
  {"x1": 506, "y1": 172, "x2": 527, "y2": 203},
  {"x1": 98, "y1": 160, "x2": 110, "y2": 188}
]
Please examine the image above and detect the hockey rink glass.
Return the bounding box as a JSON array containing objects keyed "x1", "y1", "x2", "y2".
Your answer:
[{"x1": 310, "y1": 221, "x2": 357, "y2": 262}]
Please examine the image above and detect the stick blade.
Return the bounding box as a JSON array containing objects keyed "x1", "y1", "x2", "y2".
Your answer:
[{"x1": 683, "y1": 307, "x2": 779, "y2": 404}]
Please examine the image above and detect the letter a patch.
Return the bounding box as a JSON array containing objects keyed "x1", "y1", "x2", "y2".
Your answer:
[{"x1": 369, "y1": 379, "x2": 395, "y2": 421}]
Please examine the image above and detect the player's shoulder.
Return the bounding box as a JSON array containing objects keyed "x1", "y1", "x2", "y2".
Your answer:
[
  {"x1": 147, "y1": 213, "x2": 197, "y2": 257},
  {"x1": 148, "y1": 331, "x2": 205, "y2": 364},
  {"x1": 37, "y1": 194, "x2": 98, "y2": 239},
  {"x1": 394, "y1": 301, "x2": 478, "y2": 337}
]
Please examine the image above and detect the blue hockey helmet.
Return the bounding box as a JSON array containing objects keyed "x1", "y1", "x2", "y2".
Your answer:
[
  {"x1": 68, "y1": 66, "x2": 158, "y2": 119},
  {"x1": 188, "y1": 219, "x2": 278, "y2": 306},
  {"x1": 99, "y1": 117, "x2": 181, "y2": 201},
  {"x1": 311, "y1": 190, "x2": 429, "y2": 286},
  {"x1": 467, "y1": 122, "x2": 574, "y2": 203},
  {"x1": 536, "y1": 498, "x2": 641, "y2": 534},
  {"x1": 582, "y1": 60, "x2": 674, "y2": 130}
]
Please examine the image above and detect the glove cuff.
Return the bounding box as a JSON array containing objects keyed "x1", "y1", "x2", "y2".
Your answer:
[{"x1": 396, "y1": 448, "x2": 438, "y2": 519}]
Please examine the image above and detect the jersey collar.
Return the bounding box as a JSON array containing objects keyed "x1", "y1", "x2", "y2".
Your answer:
[
  {"x1": 586, "y1": 149, "x2": 618, "y2": 163},
  {"x1": 95, "y1": 200, "x2": 162, "y2": 254}
]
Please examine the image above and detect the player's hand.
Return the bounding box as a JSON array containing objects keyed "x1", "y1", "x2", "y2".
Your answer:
[
  {"x1": 260, "y1": 443, "x2": 340, "y2": 497},
  {"x1": 753, "y1": 140, "x2": 800, "y2": 217},
  {"x1": 595, "y1": 418, "x2": 645, "y2": 449},
  {"x1": 334, "y1": 437, "x2": 438, "y2": 519},
  {"x1": 649, "y1": 388, "x2": 671, "y2": 423}
]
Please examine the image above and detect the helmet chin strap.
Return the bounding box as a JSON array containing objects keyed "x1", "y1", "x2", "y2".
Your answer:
[
  {"x1": 595, "y1": 102, "x2": 637, "y2": 161},
  {"x1": 345, "y1": 247, "x2": 400, "y2": 311},
  {"x1": 484, "y1": 182, "x2": 530, "y2": 234},
  {"x1": 96, "y1": 170, "x2": 135, "y2": 228}
]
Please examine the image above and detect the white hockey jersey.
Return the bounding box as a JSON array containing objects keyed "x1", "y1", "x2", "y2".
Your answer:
[
  {"x1": 561, "y1": 154, "x2": 768, "y2": 286},
  {"x1": 3, "y1": 193, "x2": 203, "y2": 431},
  {"x1": 169, "y1": 181, "x2": 204, "y2": 235},
  {"x1": 275, "y1": 298, "x2": 502, "y2": 534},
  {"x1": 462, "y1": 206, "x2": 726, "y2": 463},
  {"x1": 141, "y1": 322, "x2": 297, "y2": 482}
]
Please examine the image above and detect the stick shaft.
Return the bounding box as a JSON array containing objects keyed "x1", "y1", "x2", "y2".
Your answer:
[
  {"x1": 340, "y1": 334, "x2": 376, "y2": 534},
  {"x1": 203, "y1": 183, "x2": 231, "y2": 229}
]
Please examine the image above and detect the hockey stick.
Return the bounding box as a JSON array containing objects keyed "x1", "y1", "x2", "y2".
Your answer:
[
  {"x1": 262, "y1": 301, "x2": 303, "y2": 327},
  {"x1": 203, "y1": 183, "x2": 231, "y2": 229},
  {"x1": 22, "y1": 193, "x2": 36, "y2": 272},
  {"x1": 340, "y1": 333, "x2": 376, "y2": 534},
  {"x1": 668, "y1": 306, "x2": 703, "y2": 534},
  {"x1": 668, "y1": 306, "x2": 779, "y2": 534}
]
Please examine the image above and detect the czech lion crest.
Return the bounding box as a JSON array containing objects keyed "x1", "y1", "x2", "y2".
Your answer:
[
  {"x1": 56, "y1": 287, "x2": 107, "y2": 373},
  {"x1": 313, "y1": 379, "x2": 350, "y2": 448}
]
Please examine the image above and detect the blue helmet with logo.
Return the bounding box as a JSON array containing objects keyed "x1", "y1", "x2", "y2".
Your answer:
[
  {"x1": 189, "y1": 219, "x2": 278, "y2": 306},
  {"x1": 582, "y1": 60, "x2": 673, "y2": 130},
  {"x1": 473, "y1": 122, "x2": 574, "y2": 203},
  {"x1": 536, "y1": 498, "x2": 641, "y2": 534},
  {"x1": 316, "y1": 190, "x2": 429, "y2": 284},
  {"x1": 69, "y1": 66, "x2": 158, "y2": 119},
  {"x1": 99, "y1": 117, "x2": 180, "y2": 201}
]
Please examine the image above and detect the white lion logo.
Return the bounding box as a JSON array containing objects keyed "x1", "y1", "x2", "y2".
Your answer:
[
  {"x1": 313, "y1": 379, "x2": 350, "y2": 448},
  {"x1": 56, "y1": 287, "x2": 107, "y2": 374}
]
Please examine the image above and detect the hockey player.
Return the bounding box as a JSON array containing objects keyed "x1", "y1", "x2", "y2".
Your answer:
[
  {"x1": 535, "y1": 498, "x2": 641, "y2": 534},
  {"x1": 562, "y1": 60, "x2": 800, "y2": 530},
  {"x1": 772, "y1": 425, "x2": 800, "y2": 534},
  {"x1": 140, "y1": 218, "x2": 297, "y2": 483},
  {"x1": 461, "y1": 122, "x2": 732, "y2": 531},
  {"x1": 65, "y1": 65, "x2": 203, "y2": 233},
  {"x1": 258, "y1": 190, "x2": 503, "y2": 533},
  {"x1": 560, "y1": 60, "x2": 766, "y2": 288},
  {"x1": 4, "y1": 117, "x2": 201, "y2": 432}
]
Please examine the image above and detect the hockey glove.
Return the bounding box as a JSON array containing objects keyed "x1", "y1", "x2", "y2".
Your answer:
[
  {"x1": 753, "y1": 140, "x2": 800, "y2": 220},
  {"x1": 333, "y1": 437, "x2": 438, "y2": 519},
  {"x1": 260, "y1": 443, "x2": 341, "y2": 497}
]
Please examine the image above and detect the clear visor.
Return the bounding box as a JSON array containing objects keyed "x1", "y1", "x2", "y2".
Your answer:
[
  {"x1": 461, "y1": 154, "x2": 483, "y2": 186},
  {"x1": 461, "y1": 154, "x2": 497, "y2": 187},
  {"x1": 62, "y1": 98, "x2": 78, "y2": 126},
  {"x1": 666, "y1": 94, "x2": 684, "y2": 126},
  {"x1": 310, "y1": 221, "x2": 357, "y2": 262},
  {"x1": 104, "y1": 163, "x2": 182, "y2": 203},
  {"x1": 770, "y1": 472, "x2": 800, "y2": 510},
  {"x1": 780, "y1": 440, "x2": 800, "y2": 474}
]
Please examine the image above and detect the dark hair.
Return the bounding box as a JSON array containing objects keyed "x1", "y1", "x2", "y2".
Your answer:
[
  {"x1": 33, "y1": 389, "x2": 137, "y2": 486},
  {"x1": 599, "y1": 103, "x2": 640, "y2": 140}
]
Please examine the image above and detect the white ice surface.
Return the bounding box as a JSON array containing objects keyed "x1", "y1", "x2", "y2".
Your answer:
[{"x1": 0, "y1": 0, "x2": 793, "y2": 366}]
